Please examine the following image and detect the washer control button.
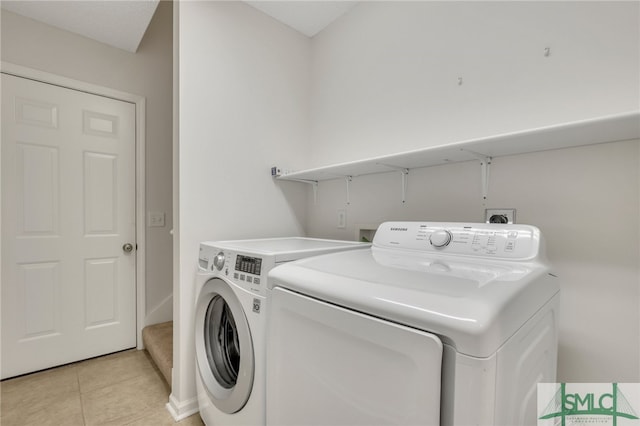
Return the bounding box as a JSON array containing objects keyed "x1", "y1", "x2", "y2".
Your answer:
[
  {"x1": 430, "y1": 229, "x2": 452, "y2": 248},
  {"x1": 213, "y1": 252, "x2": 225, "y2": 271}
]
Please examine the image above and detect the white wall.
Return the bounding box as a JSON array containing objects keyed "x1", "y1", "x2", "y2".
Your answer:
[
  {"x1": 310, "y1": 1, "x2": 639, "y2": 166},
  {"x1": 1, "y1": 3, "x2": 174, "y2": 323},
  {"x1": 173, "y1": 1, "x2": 310, "y2": 412},
  {"x1": 306, "y1": 2, "x2": 640, "y2": 382}
]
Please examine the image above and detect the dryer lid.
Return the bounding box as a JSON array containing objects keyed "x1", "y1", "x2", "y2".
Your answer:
[{"x1": 268, "y1": 242, "x2": 559, "y2": 358}]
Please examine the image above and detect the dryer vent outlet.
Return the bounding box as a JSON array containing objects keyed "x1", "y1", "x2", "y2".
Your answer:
[{"x1": 485, "y1": 208, "x2": 516, "y2": 224}]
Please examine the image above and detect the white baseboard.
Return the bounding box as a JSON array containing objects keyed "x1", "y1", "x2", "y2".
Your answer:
[
  {"x1": 145, "y1": 293, "x2": 173, "y2": 326},
  {"x1": 166, "y1": 393, "x2": 199, "y2": 422}
]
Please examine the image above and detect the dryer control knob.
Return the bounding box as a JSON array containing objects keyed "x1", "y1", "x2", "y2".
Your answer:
[
  {"x1": 430, "y1": 230, "x2": 452, "y2": 248},
  {"x1": 213, "y1": 252, "x2": 225, "y2": 271}
]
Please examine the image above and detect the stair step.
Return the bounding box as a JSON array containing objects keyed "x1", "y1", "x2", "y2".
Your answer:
[{"x1": 142, "y1": 321, "x2": 173, "y2": 386}]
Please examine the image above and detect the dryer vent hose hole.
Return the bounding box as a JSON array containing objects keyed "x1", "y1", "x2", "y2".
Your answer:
[{"x1": 489, "y1": 215, "x2": 509, "y2": 224}]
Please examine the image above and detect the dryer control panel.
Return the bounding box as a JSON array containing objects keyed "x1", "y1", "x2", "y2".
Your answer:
[{"x1": 373, "y1": 222, "x2": 543, "y2": 260}]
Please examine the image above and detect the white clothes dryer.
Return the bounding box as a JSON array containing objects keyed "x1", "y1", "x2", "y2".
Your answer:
[
  {"x1": 195, "y1": 237, "x2": 369, "y2": 426},
  {"x1": 266, "y1": 222, "x2": 560, "y2": 426}
]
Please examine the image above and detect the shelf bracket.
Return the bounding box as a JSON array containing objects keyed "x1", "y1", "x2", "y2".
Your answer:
[
  {"x1": 376, "y1": 163, "x2": 410, "y2": 203},
  {"x1": 460, "y1": 149, "x2": 492, "y2": 200},
  {"x1": 312, "y1": 181, "x2": 318, "y2": 205},
  {"x1": 480, "y1": 158, "x2": 491, "y2": 200},
  {"x1": 401, "y1": 169, "x2": 409, "y2": 203},
  {"x1": 345, "y1": 176, "x2": 353, "y2": 205},
  {"x1": 283, "y1": 178, "x2": 319, "y2": 204}
]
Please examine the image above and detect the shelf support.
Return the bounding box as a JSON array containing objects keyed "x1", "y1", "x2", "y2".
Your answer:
[
  {"x1": 312, "y1": 181, "x2": 318, "y2": 205},
  {"x1": 376, "y1": 163, "x2": 410, "y2": 203},
  {"x1": 480, "y1": 158, "x2": 491, "y2": 200},
  {"x1": 345, "y1": 176, "x2": 353, "y2": 205},
  {"x1": 401, "y1": 169, "x2": 409, "y2": 203},
  {"x1": 282, "y1": 178, "x2": 319, "y2": 204},
  {"x1": 460, "y1": 149, "x2": 492, "y2": 200}
]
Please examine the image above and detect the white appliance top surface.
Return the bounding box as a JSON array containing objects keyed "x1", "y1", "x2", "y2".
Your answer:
[
  {"x1": 201, "y1": 237, "x2": 368, "y2": 262},
  {"x1": 267, "y1": 222, "x2": 559, "y2": 357}
]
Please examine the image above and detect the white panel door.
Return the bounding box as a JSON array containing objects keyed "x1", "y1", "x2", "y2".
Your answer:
[{"x1": 1, "y1": 73, "x2": 137, "y2": 379}]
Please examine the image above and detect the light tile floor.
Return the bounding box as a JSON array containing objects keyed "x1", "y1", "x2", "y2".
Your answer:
[{"x1": 0, "y1": 349, "x2": 204, "y2": 426}]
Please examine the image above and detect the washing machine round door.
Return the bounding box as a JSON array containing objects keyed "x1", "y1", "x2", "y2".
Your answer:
[{"x1": 195, "y1": 277, "x2": 254, "y2": 414}]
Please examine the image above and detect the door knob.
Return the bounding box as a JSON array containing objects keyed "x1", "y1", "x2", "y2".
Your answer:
[{"x1": 123, "y1": 243, "x2": 134, "y2": 253}]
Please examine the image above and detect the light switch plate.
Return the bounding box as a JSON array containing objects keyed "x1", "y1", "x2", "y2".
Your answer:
[{"x1": 148, "y1": 211, "x2": 165, "y2": 227}]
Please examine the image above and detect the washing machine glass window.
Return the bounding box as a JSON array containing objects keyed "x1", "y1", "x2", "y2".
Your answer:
[
  {"x1": 204, "y1": 296, "x2": 240, "y2": 389},
  {"x1": 195, "y1": 278, "x2": 255, "y2": 414}
]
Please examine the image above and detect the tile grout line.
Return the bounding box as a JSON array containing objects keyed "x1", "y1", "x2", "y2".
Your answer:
[{"x1": 77, "y1": 367, "x2": 88, "y2": 426}]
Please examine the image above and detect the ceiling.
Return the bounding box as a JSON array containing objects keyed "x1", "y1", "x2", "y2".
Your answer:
[
  {"x1": 245, "y1": 1, "x2": 357, "y2": 37},
  {"x1": 0, "y1": 1, "x2": 357, "y2": 53},
  {"x1": 1, "y1": 0, "x2": 160, "y2": 53}
]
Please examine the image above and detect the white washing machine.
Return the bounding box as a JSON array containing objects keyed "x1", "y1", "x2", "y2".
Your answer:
[
  {"x1": 266, "y1": 222, "x2": 560, "y2": 426},
  {"x1": 195, "y1": 237, "x2": 369, "y2": 426}
]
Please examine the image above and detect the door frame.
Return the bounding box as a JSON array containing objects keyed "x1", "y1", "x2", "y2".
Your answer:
[{"x1": 1, "y1": 61, "x2": 147, "y2": 349}]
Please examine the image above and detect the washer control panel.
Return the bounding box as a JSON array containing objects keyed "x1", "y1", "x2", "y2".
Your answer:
[
  {"x1": 374, "y1": 221, "x2": 542, "y2": 260},
  {"x1": 198, "y1": 243, "x2": 268, "y2": 296}
]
